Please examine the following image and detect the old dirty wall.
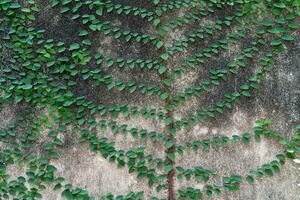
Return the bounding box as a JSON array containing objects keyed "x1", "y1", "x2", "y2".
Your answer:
[{"x1": 0, "y1": 0, "x2": 299, "y2": 200}]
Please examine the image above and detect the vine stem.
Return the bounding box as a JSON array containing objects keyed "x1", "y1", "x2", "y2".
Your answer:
[
  {"x1": 159, "y1": 64, "x2": 176, "y2": 200},
  {"x1": 165, "y1": 98, "x2": 176, "y2": 200},
  {"x1": 167, "y1": 161, "x2": 175, "y2": 200},
  {"x1": 156, "y1": 19, "x2": 176, "y2": 198}
]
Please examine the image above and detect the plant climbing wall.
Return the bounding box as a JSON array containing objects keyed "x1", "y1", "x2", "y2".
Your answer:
[{"x1": 0, "y1": 0, "x2": 299, "y2": 199}]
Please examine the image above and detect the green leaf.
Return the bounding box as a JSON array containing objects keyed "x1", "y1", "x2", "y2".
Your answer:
[
  {"x1": 158, "y1": 66, "x2": 167, "y2": 74},
  {"x1": 62, "y1": 190, "x2": 73, "y2": 200},
  {"x1": 125, "y1": 34, "x2": 132, "y2": 42},
  {"x1": 240, "y1": 85, "x2": 249, "y2": 90},
  {"x1": 168, "y1": 128, "x2": 176, "y2": 136},
  {"x1": 156, "y1": 41, "x2": 164, "y2": 49},
  {"x1": 153, "y1": 18, "x2": 161, "y2": 26},
  {"x1": 129, "y1": 86, "x2": 137, "y2": 93},
  {"x1": 165, "y1": 165, "x2": 173, "y2": 172},
  {"x1": 63, "y1": 100, "x2": 74, "y2": 107},
  {"x1": 48, "y1": 131, "x2": 58, "y2": 137},
  {"x1": 15, "y1": 96, "x2": 23, "y2": 104},
  {"x1": 160, "y1": 53, "x2": 169, "y2": 60},
  {"x1": 127, "y1": 151, "x2": 137, "y2": 159},
  {"x1": 167, "y1": 152, "x2": 175, "y2": 161},
  {"x1": 246, "y1": 175, "x2": 255, "y2": 184},
  {"x1": 77, "y1": 119, "x2": 85, "y2": 125},
  {"x1": 242, "y1": 133, "x2": 250, "y2": 144},
  {"x1": 165, "y1": 140, "x2": 174, "y2": 148},
  {"x1": 163, "y1": 78, "x2": 172, "y2": 86},
  {"x1": 164, "y1": 117, "x2": 173, "y2": 125},
  {"x1": 242, "y1": 91, "x2": 251, "y2": 97},
  {"x1": 69, "y1": 43, "x2": 80, "y2": 51},
  {"x1": 288, "y1": 22, "x2": 299, "y2": 29},
  {"x1": 160, "y1": 92, "x2": 169, "y2": 100},
  {"x1": 106, "y1": 59, "x2": 114, "y2": 67},
  {"x1": 268, "y1": 27, "x2": 285, "y2": 34},
  {"x1": 281, "y1": 35, "x2": 294, "y2": 41},
  {"x1": 23, "y1": 84, "x2": 33, "y2": 90},
  {"x1": 49, "y1": 152, "x2": 61, "y2": 159},
  {"x1": 157, "y1": 28, "x2": 166, "y2": 36},
  {"x1": 79, "y1": 30, "x2": 88, "y2": 36},
  {"x1": 10, "y1": 3, "x2": 21, "y2": 9},
  {"x1": 294, "y1": 0, "x2": 300, "y2": 6},
  {"x1": 60, "y1": 7, "x2": 70, "y2": 13},
  {"x1": 270, "y1": 40, "x2": 282, "y2": 46},
  {"x1": 153, "y1": 0, "x2": 160, "y2": 5},
  {"x1": 51, "y1": 0, "x2": 59, "y2": 7},
  {"x1": 273, "y1": 2, "x2": 286, "y2": 8},
  {"x1": 96, "y1": 8, "x2": 103, "y2": 16}
]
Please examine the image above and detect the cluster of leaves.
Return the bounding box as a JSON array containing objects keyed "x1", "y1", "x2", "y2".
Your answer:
[
  {"x1": 173, "y1": 120, "x2": 300, "y2": 198},
  {"x1": 0, "y1": 0, "x2": 299, "y2": 199}
]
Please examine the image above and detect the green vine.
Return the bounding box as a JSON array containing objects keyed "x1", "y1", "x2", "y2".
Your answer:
[{"x1": 0, "y1": 0, "x2": 299, "y2": 199}]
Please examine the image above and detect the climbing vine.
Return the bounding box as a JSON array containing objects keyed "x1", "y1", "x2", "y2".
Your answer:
[{"x1": 0, "y1": 0, "x2": 299, "y2": 199}]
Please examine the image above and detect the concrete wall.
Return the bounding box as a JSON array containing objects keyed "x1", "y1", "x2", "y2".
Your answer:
[{"x1": 1, "y1": 1, "x2": 299, "y2": 199}]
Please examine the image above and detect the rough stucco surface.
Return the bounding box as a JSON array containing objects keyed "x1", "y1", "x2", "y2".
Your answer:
[{"x1": 1, "y1": 1, "x2": 300, "y2": 200}]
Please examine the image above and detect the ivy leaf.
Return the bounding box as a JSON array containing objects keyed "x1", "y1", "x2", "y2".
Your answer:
[
  {"x1": 167, "y1": 152, "x2": 175, "y2": 161},
  {"x1": 62, "y1": 189, "x2": 73, "y2": 200},
  {"x1": 273, "y1": 2, "x2": 286, "y2": 8},
  {"x1": 270, "y1": 40, "x2": 282, "y2": 46},
  {"x1": 79, "y1": 30, "x2": 88, "y2": 36},
  {"x1": 60, "y1": 7, "x2": 70, "y2": 13},
  {"x1": 63, "y1": 100, "x2": 74, "y2": 107},
  {"x1": 127, "y1": 151, "x2": 137, "y2": 159},
  {"x1": 242, "y1": 91, "x2": 251, "y2": 97},
  {"x1": 125, "y1": 35, "x2": 132, "y2": 42},
  {"x1": 49, "y1": 152, "x2": 61, "y2": 159},
  {"x1": 153, "y1": 18, "x2": 161, "y2": 26},
  {"x1": 160, "y1": 53, "x2": 169, "y2": 61},
  {"x1": 163, "y1": 78, "x2": 172, "y2": 86},
  {"x1": 153, "y1": 0, "x2": 160, "y2": 5},
  {"x1": 157, "y1": 28, "x2": 166, "y2": 36},
  {"x1": 246, "y1": 175, "x2": 255, "y2": 184},
  {"x1": 158, "y1": 66, "x2": 167, "y2": 74},
  {"x1": 77, "y1": 118, "x2": 85, "y2": 125},
  {"x1": 242, "y1": 133, "x2": 250, "y2": 144},
  {"x1": 23, "y1": 84, "x2": 33, "y2": 90},
  {"x1": 51, "y1": 0, "x2": 59, "y2": 7},
  {"x1": 53, "y1": 183, "x2": 62, "y2": 190},
  {"x1": 48, "y1": 131, "x2": 58, "y2": 137},
  {"x1": 281, "y1": 35, "x2": 294, "y2": 41},
  {"x1": 156, "y1": 41, "x2": 164, "y2": 49},
  {"x1": 240, "y1": 85, "x2": 249, "y2": 90},
  {"x1": 10, "y1": 3, "x2": 21, "y2": 9},
  {"x1": 69, "y1": 43, "x2": 80, "y2": 51},
  {"x1": 160, "y1": 92, "x2": 169, "y2": 100},
  {"x1": 169, "y1": 128, "x2": 176, "y2": 136},
  {"x1": 165, "y1": 140, "x2": 174, "y2": 148},
  {"x1": 106, "y1": 59, "x2": 114, "y2": 67},
  {"x1": 96, "y1": 8, "x2": 103, "y2": 16},
  {"x1": 129, "y1": 86, "x2": 137, "y2": 93},
  {"x1": 164, "y1": 117, "x2": 173, "y2": 125},
  {"x1": 268, "y1": 27, "x2": 285, "y2": 34},
  {"x1": 15, "y1": 96, "x2": 23, "y2": 104}
]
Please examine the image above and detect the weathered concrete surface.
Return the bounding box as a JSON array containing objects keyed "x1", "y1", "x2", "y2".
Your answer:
[
  {"x1": 1, "y1": 1, "x2": 299, "y2": 200},
  {"x1": 173, "y1": 29, "x2": 300, "y2": 200}
]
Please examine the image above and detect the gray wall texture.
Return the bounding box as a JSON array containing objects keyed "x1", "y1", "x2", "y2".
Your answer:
[{"x1": 1, "y1": 0, "x2": 299, "y2": 199}]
